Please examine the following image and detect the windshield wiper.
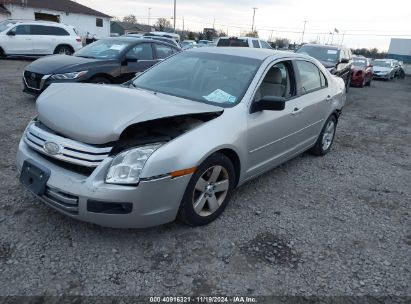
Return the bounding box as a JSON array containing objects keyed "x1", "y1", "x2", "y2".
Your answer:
[{"x1": 76, "y1": 55, "x2": 95, "y2": 59}]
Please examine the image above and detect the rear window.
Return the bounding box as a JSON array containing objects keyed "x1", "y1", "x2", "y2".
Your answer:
[{"x1": 217, "y1": 38, "x2": 249, "y2": 47}]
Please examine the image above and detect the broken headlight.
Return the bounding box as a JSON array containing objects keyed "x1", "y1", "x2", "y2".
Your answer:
[{"x1": 105, "y1": 143, "x2": 162, "y2": 185}]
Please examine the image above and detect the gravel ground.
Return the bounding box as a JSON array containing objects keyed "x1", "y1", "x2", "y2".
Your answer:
[{"x1": 0, "y1": 60, "x2": 410, "y2": 298}]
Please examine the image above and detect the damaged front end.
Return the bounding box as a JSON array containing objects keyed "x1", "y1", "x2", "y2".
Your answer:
[{"x1": 22, "y1": 111, "x2": 222, "y2": 178}]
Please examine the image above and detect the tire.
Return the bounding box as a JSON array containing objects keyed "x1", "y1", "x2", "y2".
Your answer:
[
  {"x1": 89, "y1": 76, "x2": 111, "y2": 84},
  {"x1": 178, "y1": 153, "x2": 235, "y2": 226},
  {"x1": 309, "y1": 115, "x2": 337, "y2": 156},
  {"x1": 54, "y1": 45, "x2": 73, "y2": 55},
  {"x1": 345, "y1": 75, "x2": 351, "y2": 93},
  {"x1": 0, "y1": 47, "x2": 5, "y2": 58},
  {"x1": 366, "y1": 76, "x2": 372, "y2": 86},
  {"x1": 360, "y1": 77, "x2": 366, "y2": 88}
]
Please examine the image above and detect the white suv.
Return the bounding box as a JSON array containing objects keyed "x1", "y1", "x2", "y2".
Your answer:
[
  {"x1": 217, "y1": 37, "x2": 272, "y2": 49},
  {"x1": 0, "y1": 20, "x2": 82, "y2": 57}
]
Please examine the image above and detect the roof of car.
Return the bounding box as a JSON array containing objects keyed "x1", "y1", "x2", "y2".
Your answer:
[
  {"x1": 106, "y1": 37, "x2": 179, "y2": 48},
  {"x1": 188, "y1": 47, "x2": 311, "y2": 61},
  {"x1": 301, "y1": 43, "x2": 342, "y2": 50},
  {"x1": 7, "y1": 19, "x2": 73, "y2": 28}
]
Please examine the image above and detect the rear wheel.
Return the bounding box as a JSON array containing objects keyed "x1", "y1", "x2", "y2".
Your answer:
[
  {"x1": 366, "y1": 75, "x2": 372, "y2": 86},
  {"x1": 178, "y1": 153, "x2": 235, "y2": 226},
  {"x1": 54, "y1": 45, "x2": 73, "y2": 55},
  {"x1": 309, "y1": 115, "x2": 337, "y2": 156},
  {"x1": 0, "y1": 47, "x2": 5, "y2": 58},
  {"x1": 89, "y1": 76, "x2": 111, "y2": 84},
  {"x1": 345, "y1": 75, "x2": 351, "y2": 92}
]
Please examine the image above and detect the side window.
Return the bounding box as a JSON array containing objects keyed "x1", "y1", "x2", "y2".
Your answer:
[
  {"x1": 155, "y1": 44, "x2": 173, "y2": 59},
  {"x1": 50, "y1": 26, "x2": 70, "y2": 36},
  {"x1": 252, "y1": 39, "x2": 260, "y2": 48},
  {"x1": 96, "y1": 18, "x2": 103, "y2": 27},
  {"x1": 254, "y1": 61, "x2": 294, "y2": 101},
  {"x1": 319, "y1": 70, "x2": 328, "y2": 88},
  {"x1": 31, "y1": 25, "x2": 47, "y2": 35},
  {"x1": 296, "y1": 60, "x2": 324, "y2": 94},
  {"x1": 33, "y1": 26, "x2": 69, "y2": 36},
  {"x1": 260, "y1": 41, "x2": 272, "y2": 49},
  {"x1": 10, "y1": 25, "x2": 30, "y2": 35},
  {"x1": 127, "y1": 43, "x2": 153, "y2": 60}
]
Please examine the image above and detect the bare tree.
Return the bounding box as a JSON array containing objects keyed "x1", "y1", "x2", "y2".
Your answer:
[
  {"x1": 123, "y1": 15, "x2": 137, "y2": 24},
  {"x1": 273, "y1": 37, "x2": 290, "y2": 49},
  {"x1": 156, "y1": 18, "x2": 171, "y2": 31},
  {"x1": 243, "y1": 30, "x2": 259, "y2": 38}
]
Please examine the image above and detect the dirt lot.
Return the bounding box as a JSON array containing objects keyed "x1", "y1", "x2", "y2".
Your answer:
[{"x1": 0, "y1": 60, "x2": 410, "y2": 298}]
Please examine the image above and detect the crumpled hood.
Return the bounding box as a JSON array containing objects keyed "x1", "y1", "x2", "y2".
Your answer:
[{"x1": 36, "y1": 83, "x2": 223, "y2": 144}]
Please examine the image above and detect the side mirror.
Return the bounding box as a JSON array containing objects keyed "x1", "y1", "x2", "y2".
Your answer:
[
  {"x1": 340, "y1": 58, "x2": 349, "y2": 64},
  {"x1": 7, "y1": 31, "x2": 15, "y2": 36},
  {"x1": 126, "y1": 55, "x2": 138, "y2": 62},
  {"x1": 251, "y1": 96, "x2": 286, "y2": 113}
]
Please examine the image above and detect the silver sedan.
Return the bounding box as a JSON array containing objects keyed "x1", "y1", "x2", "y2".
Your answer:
[{"x1": 17, "y1": 47, "x2": 346, "y2": 228}]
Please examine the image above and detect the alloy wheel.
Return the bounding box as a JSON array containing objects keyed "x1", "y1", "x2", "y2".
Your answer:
[
  {"x1": 192, "y1": 165, "x2": 229, "y2": 217},
  {"x1": 322, "y1": 120, "x2": 335, "y2": 151}
]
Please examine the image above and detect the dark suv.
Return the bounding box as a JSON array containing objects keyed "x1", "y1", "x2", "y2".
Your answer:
[{"x1": 296, "y1": 44, "x2": 353, "y2": 91}]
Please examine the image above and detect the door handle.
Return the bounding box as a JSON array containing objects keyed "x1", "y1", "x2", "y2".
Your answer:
[
  {"x1": 291, "y1": 107, "x2": 303, "y2": 115},
  {"x1": 326, "y1": 95, "x2": 332, "y2": 102}
]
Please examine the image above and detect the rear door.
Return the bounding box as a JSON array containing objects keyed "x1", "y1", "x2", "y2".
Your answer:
[
  {"x1": 4, "y1": 25, "x2": 33, "y2": 55},
  {"x1": 31, "y1": 25, "x2": 54, "y2": 54},
  {"x1": 290, "y1": 60, "x2": 330, "y2": 142}
]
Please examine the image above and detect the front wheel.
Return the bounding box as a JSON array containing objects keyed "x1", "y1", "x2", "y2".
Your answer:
[
  {"x1": 309, "y1": 115, "x2": 337, "y2": 156},
  {"x1": 178, "y1": 153, "x2": 235, "y2": 226},
  {"x1": 54, "y1": 45, "x2": 73, "y2": 55}
]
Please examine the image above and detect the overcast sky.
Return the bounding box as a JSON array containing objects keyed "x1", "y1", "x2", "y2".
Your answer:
[{"x1": 78, "y1": 0, "x2": 411, "y2": 50}]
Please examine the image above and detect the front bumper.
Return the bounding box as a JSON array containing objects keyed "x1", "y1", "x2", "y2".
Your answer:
[
  {"x1": 16, "y1": 139, "x2": 192, "y2": 228},
  {"x1": 373, "y1": 73, "x2": 390, "y2": 80}
]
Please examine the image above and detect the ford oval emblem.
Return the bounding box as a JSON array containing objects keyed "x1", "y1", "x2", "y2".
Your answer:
[{"x1": 43, "y1": 142, "x2": 61, "y2": 155}]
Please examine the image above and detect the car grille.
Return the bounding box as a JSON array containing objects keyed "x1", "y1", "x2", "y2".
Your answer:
[
  {"x1": 42, "y1": 187, "x2": 79, "y2": 215},
  {"x1": 24, "y1": 71, "x2": 44, "y2": 90},
  {"x1": 24, "y1": 122, "x2": 112, "y2": 168}
]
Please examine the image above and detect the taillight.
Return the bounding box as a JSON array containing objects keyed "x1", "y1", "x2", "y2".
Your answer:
[{"x1": 76, "y1": 37, "x2": 81, "y2": 43}]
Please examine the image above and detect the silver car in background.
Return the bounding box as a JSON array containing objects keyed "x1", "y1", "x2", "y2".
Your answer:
[{"x1": 16, "y1": 48, "x2": 346, "y2": 228}]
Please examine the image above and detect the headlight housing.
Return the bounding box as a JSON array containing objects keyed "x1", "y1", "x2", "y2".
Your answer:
[
  {"x1": 50, "y1": 71, "x2": 88, "y2": 80},
  {"x1": 105, "y1": 144, "x2": 162, "y2": 185}
]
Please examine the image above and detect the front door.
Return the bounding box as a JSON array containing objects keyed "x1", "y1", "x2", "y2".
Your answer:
[
  {"x1": 121, "y1": 43, "x2": 156, "y2": 81},
  {"x1": 5, "y1": 25, "x2": 33, "y2": 55},
  {"x1": 246, "y1": 60, "x2": 301, "y2": 178}
]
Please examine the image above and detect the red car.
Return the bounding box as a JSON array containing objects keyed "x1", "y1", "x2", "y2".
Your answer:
[{"x1": 351, "y1": 56, "x2": 373, "y2": 87}]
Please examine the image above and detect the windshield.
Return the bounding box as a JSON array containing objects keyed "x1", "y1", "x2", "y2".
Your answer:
[
  {"x1": 0, "y1": 21, "x2": 17, "y2": 33},
  {"x1": 132, "y1": 52, "x2": 261, "y2": 107},
  {"x1": 74, "y1": 40, "x2": 131, "y2": 59},
  {"x1": 353, "y1": 58, "x2": 367, "y2": 67},
  {"x1": 296, "y1": 46, "x2": 340, "y2": 63},
  {"x1": 372, "y1": 61, "x2": 391, "y2": 68},
  {"x1": 217, "y1": 38, "x2": 248, "y2": 47}
]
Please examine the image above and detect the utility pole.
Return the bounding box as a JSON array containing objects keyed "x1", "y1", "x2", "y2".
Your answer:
[
  {"x1": 148, "y1": 7, "x2": 151, "y2": 26},
  {"x1": 182, "y1": 16, "x2": 185, "y2": 32},
  {"x1": 251, "y1": 7, "x2": 257, "y2": 32},
  {"x1": 213, "y1": 18, "x2": 215, "y2": 31},
  {"x1": 301, "y1": 20, "x2": 307, "y2": 44},
  {"x1": 173, "y1": 0, "x2": 176, "y2": 32},
  {"x1": 340, "y1": 31, "x2": 346, "y2": 46}
]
